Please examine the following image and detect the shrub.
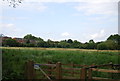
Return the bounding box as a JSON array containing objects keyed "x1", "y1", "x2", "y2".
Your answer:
[{"x1": 97, "y1": 43, "x2": 108, "y2": 50}]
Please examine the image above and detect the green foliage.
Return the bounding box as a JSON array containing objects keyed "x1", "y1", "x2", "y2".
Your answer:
[
  {"x1": 59, "y1": 41, "x2": 70, "y2": 48},
  {"x1": 2, "y1": 34, "x2": 120, "y2": 50},
  {"x1": 80, "y1": 43, "x2": 87, "y2": 49},
  {"x1": 87, "y1": 40, "x2": 97, "y2": 49},
  {"x1": 107, "y1": 34, "x2": 120, "y2": 42},
  {"x1": 67, "y1": 39, "x2": 73, "y2": 43},
  {"x1": 46, "y1": 39, "x2": 55, "y2": 47},
  {"x1": 97, "y1": 42, "x2": 108, "y2": 50},
  {"x1": 89, "y1": 39, "x2": 95, "y2": 43},
  {"x1": 107, "y1": 34, "x2": 120, "y2": 50},
  {"x1": 23, "y1": 34, "x2": 44, "y2": 47},
  {"x1": 3, "y1": 38, "x2": 20, "y2": 47},
  {"x1": 24, "y1": 34, "x2": 43, "y2": 41},
  {"x1": 37, "y1": 41, "x2": 46, "y2": 47},
  {"x1": 97, "y1": 40, "x2": 118, "y2": 50},
  {"x1": 105, "y1": 40, "x2": 118, "y2": 50},
  {"x1": 71, "y1": 40, "x2": 81, "y2": 48}
]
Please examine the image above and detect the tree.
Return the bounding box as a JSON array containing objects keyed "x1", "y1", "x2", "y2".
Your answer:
[
  {"x1": 67, "y1": 39, "x2": 73, "y2": 44},
  {"x1": 107, "y1": 34, "x2": 120, "y2": 50},
  {"x1": 71, "y1": 40, "x2": 81, "y2": 48},
  {"x1": 24, "y1": 34, "x2": 43, "y2": 41},
  {"x1": 3, "y1": 0, "x2": 23, "y2": 8},
  {"x1": 97, "y1": 40, "x2": 118, "y2": 50},
  {"x1": 89, "y1": 39, "x2": 95, "y2": 43},
  {"x1": 107, "y1": 34, "x2": 120, "y2": 47},
  {"x1": 107, "y1": 34, "x2": 120, "y2": 42},
  {"x1": 3, "y1": 38, "x2": 20, "y2": 47},
  {"x1": 97, "y1": 42, "x2": 108, "y2": 50},
  {"x1": 24, "y1": 34, "x2": 44, "y2": 47},
  {"x1": 37, "y1": 41, "x2": 46, "y2": 47},
  {"x1": 81, "y1": 42, "x2": 88, "y2": 49},
  {"x1": 105, "y1": 40, "x2": 118, "y2": 50},
  {"x1": 24, "y1": 34, "x2": 36, "y2": 40},
  {"x1": 87, "y1": 39, "x2": 96, "y2": 49},
  {"x1": 46, "y1": 39, "x2": 55, "y2": 47},
  {"x1": 59, "y1": 41, "x2": 70, "y2": 48},
  {"x1": 26, "y1": 39, "x2": 30, "y2": 44}
]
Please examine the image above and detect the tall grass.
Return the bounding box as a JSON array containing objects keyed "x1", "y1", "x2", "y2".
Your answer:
[{"x1": 2, "y1": 47, "x2": 119, "y2": 79}]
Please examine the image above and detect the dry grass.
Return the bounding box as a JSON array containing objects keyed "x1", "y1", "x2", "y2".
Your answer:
[{"x1": 1, "y1": 47, "x2": 119, "y2": 52}]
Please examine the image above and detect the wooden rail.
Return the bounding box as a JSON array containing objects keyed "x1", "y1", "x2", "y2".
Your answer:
[
  {"x1": 62, "y1": 67, "x2": 81, "y2": 70},
  {"x1": 92, "y1": 77, "x2": 117, "y2": 81},
  {"x1": 25, "y1": 60, "x2": 120, "y2": 81},
  {"x1": 92, "y1": 68, "x2": 120, "y2": 73}
]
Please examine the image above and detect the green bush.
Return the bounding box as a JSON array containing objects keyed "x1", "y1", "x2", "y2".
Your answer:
[{"x1": 97, "y1": 43, "x2": 108, "y2": 50}]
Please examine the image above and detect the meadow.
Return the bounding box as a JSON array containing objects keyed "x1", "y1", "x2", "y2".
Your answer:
[{"x1": 1, "y1": 47, "x2": 119, "y2": 79}]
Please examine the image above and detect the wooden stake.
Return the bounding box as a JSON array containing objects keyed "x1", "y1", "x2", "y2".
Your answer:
[
  {"x1": 56, "y1": 62, "x2": 62, "y2": 79},
  {"x1": 80, "y1": 68, "x2": 87, "y2": 81}
]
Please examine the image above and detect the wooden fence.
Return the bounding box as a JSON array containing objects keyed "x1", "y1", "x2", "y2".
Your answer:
[{"x1": 25, "y1": 60, "x2": 120, "y2": 81}]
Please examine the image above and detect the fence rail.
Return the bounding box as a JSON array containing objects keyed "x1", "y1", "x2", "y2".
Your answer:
[
  {"x1": 92, "y1": 68, "x2": 120, "y2": 73},
  {"x1": 25, "y1": 60, "x2": 120, "y2": 81}
]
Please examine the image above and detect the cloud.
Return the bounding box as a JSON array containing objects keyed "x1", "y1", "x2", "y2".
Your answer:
[
  {"x1": 16, "y1": 2, "x2": 47, "y2": 12},
  {"x1": 74, "y1": 2, "x2": 118, "y2": 15},
  {"x1": 0, "y1": 23, "x2": 22, "y2": 37},
  {"x1": 1, "y1": 1, "x2": 47, "y2": 12},
  {"x1": 24, "y1": 0, "x2": 119, "y2": 3},
  {"x1": 0, "y1": 23, "x2": 21, "y2": 32},
  {"x1": 61, "y1": 32, "x2": 70, "y2": 37},
  {"x1": 0, "y1": 23, "x2": 14, "y2": 29},
  {"x1": 90, "y1": 29, "x2": 105, "y2": 39},
  {"x1": 9, "y1": 17, "x2": 28, "y2": 20},
  {"x1": 0, "y1": 16, "x2": 28, "y2": 21},
  {"x1": 1, "y1": 0, "x2": 118, "y2": 13}
]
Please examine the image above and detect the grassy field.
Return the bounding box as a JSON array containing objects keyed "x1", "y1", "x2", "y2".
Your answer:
[{"x1": 1, "y1": 47, "x2": 120, "y2": 79}]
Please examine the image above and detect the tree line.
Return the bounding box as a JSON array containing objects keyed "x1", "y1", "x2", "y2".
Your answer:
[{"x1": 1, "y1": 34, "x2": 120, "y2": 50}]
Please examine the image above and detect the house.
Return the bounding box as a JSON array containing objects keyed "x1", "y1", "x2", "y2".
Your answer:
[
  {"x1": 13, "y1": 38, "x2": 27, "y2": 43},
  {"x1": 0, "y1": 36, "x2": 12, "y2": 46},
  {"x1": 1, "y1": 37, "x2": 11, "y2": 40}
]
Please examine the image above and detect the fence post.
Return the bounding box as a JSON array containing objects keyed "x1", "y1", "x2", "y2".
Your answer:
[
  {"x1": 88, "y1": 68, "x2": 92, "y2": 81},
  {"x1": 48, "y1": 61, "x2": 52, "y2": 76},
  {"x1": 56, "y1": 62, "x2": 62, "y2": 79},
  {"x1": 72, "y1": 63, "x2": 74, "y2": 77},
  {"x1": 80, "y1": 68, "x2": 87, "y2": 81},
  {"x1": 25, "y1": 60, "x2": 35, "y2": 80},
  {"x1": 109, "y1": 62, "x2": 114, "y2": 79}
]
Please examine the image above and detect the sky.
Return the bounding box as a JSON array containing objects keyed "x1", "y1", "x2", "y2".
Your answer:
[{"x1": 0, "y1": 0, "x2": 119, "y2": 43}]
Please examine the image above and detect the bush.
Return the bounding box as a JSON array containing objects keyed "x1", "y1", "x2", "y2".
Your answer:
[{"x1": 97, "y1": 43, "x2": 108, "y2": 50}]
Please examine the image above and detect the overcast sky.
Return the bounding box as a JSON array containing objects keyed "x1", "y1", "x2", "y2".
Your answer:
[{"x1": 0, "y1": 0, "x2": 119, "y2": 43}]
